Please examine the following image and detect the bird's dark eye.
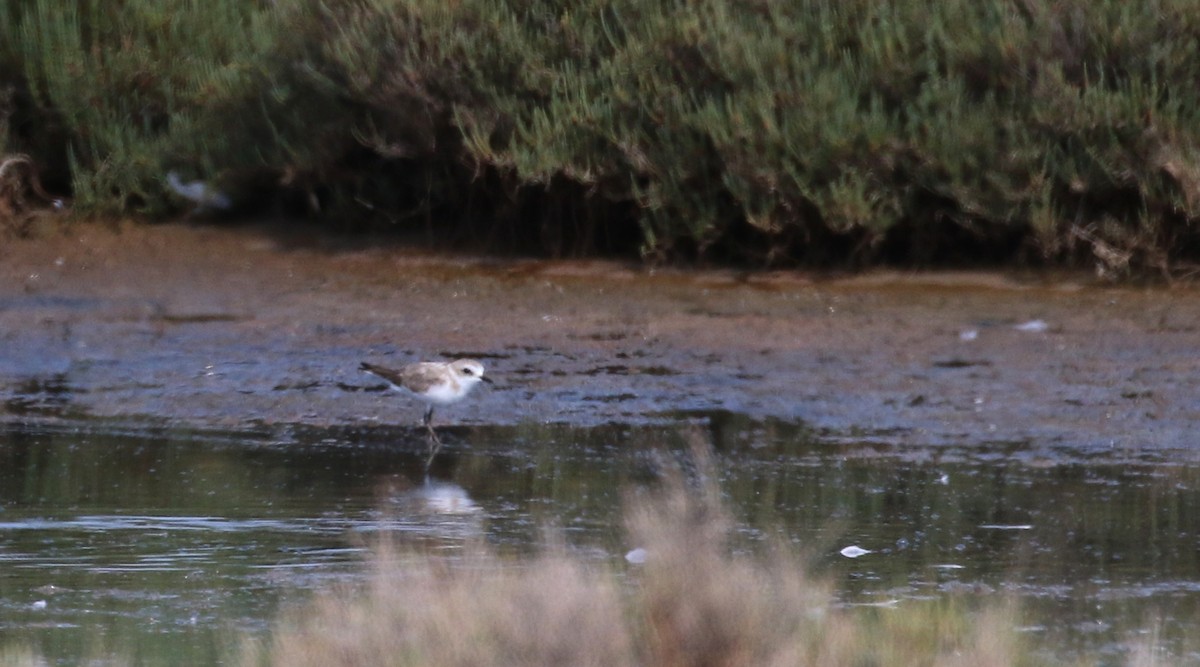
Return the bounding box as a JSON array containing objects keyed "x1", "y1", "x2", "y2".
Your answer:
[{"x1": 462, "y1": 368, "x2": 474, "y2": 375}]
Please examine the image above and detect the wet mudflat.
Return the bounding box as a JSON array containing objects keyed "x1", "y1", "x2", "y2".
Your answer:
[
  {"x1": 2, "y1": 222, "x2": 1198, "y2": 448},
  {"x1": 1, "y1": 222, "x2": 1200, "y2": 663}
]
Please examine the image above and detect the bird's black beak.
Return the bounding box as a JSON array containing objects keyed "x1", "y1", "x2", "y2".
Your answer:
[{"x1": 481, "y1": 376, "x2": 495, "y2": 385}]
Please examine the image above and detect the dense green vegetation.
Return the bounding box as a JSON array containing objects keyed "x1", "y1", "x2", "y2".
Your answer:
[{"x1": 3, "y1": 0, "x2": 1200, "y2": 273}]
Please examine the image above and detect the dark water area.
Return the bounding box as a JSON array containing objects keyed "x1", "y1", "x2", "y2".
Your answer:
[{"x1": 3, "y1": 419, "x2": 1200, "y2": 665}]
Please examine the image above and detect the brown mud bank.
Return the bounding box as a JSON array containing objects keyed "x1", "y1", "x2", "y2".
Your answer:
[{"x1": 1, "y1": 222, "x2": 1198, "y2": 453}]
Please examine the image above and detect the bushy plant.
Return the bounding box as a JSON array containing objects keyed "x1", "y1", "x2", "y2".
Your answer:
[{"x1": 4, "y1": 0, "x2": 1200, "y2": 271}]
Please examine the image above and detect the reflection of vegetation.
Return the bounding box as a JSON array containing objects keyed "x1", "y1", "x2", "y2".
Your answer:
[
  {"x1": 2, "y1": 1, "x2": 1200, "y2": 272},
  {"x1": 245, "y1": 442, "x2": 1033, "y2": 666}
]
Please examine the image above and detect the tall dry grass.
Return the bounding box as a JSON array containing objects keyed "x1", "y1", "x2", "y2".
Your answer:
[
  {"x1": 243, "y1": 447, "x2": 1035, "y2": 667},
  {"x1": 0, "y1": 647, "x2": 42, "y2": 667}
]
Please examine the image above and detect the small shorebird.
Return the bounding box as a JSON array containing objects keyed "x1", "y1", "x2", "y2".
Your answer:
[{"x1": 360, "y1": 359, "x2": 493, "y2": 462}]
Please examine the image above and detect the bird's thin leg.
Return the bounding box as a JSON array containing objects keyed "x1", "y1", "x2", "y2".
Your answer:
[
  {"x1": 423, "y1": 405, "x2": 443, "y2": 470},
  {"x1": 422, "y1": 405, "x2": 438, "y2": 439},
  {"x1": 424, "y1": 438, "x2": 443, "y2": 471}
]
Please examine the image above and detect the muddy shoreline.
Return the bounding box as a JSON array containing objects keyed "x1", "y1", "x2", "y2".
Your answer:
[{"x1": 2, "y1": 222, "x2": 1197, "y2": 453}]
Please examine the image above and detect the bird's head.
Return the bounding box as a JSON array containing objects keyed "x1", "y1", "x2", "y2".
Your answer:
[{"x1": 452, "y1": 359, "x2": 493, "y2": 386}]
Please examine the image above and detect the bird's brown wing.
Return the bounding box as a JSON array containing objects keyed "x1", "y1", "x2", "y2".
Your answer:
[
  {"x1": 395, "y1": 363, "x2": 450, "y2": 394},
  {"x1": 360, "y1": 362, "x2": 407, "y2": 387},
  {"x1": 360, "y1": 361, "x2": 446, "y2": 394}
]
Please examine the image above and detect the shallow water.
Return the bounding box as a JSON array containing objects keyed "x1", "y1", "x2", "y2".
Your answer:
[{"x1": 2, "y1": 419, "x2": 1200, "y2": 665}]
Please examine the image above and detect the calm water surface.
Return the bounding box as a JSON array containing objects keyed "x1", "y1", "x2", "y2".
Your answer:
[{"x1": 2, "y1": 418, "x2": 1200, "y2": 665}]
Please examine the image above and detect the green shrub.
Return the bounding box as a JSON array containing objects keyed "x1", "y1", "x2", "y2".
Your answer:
[{"x1": 4, "y1": 0, "x2": 1200, "y2": 271}]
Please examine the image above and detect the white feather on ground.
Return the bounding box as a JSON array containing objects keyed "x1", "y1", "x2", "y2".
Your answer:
[{"x1": 166, "y1": 171, "x2": 232, "y2": 211}]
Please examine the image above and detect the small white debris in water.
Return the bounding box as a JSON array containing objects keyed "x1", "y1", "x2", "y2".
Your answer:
[
  {"x1": 959, "y1": 329, "x2": 978, "y2": 341},
  {"x1": 937, "y1": 473, "x2": 950, "y2": 485},
  {"x1": 979, "y1": 524, "x2": 1033, "y2": 530},
  {"x1": 31, "y1": 600, "x2": 47, "y2": 610},
  {"x1": 625, "y1": 547, "x2": 648, "y2": 564},
  {"x1": 840, "y1": 545, "x2": 872, "y2": 558},
  {"x1": 932, "y1": 563, "x2": 966, "y2": 570},
  {"x1": 848, "y1": 599, "x2": 900, "y2": 608},
  {"x1": 1014, "y1": 319, "x2": 1049, "y2": 332}
]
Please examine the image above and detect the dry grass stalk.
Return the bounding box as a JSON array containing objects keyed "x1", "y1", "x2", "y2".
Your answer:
[{"x1": 245, "y1": 437, "x2": 1033, "y2": 667}]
